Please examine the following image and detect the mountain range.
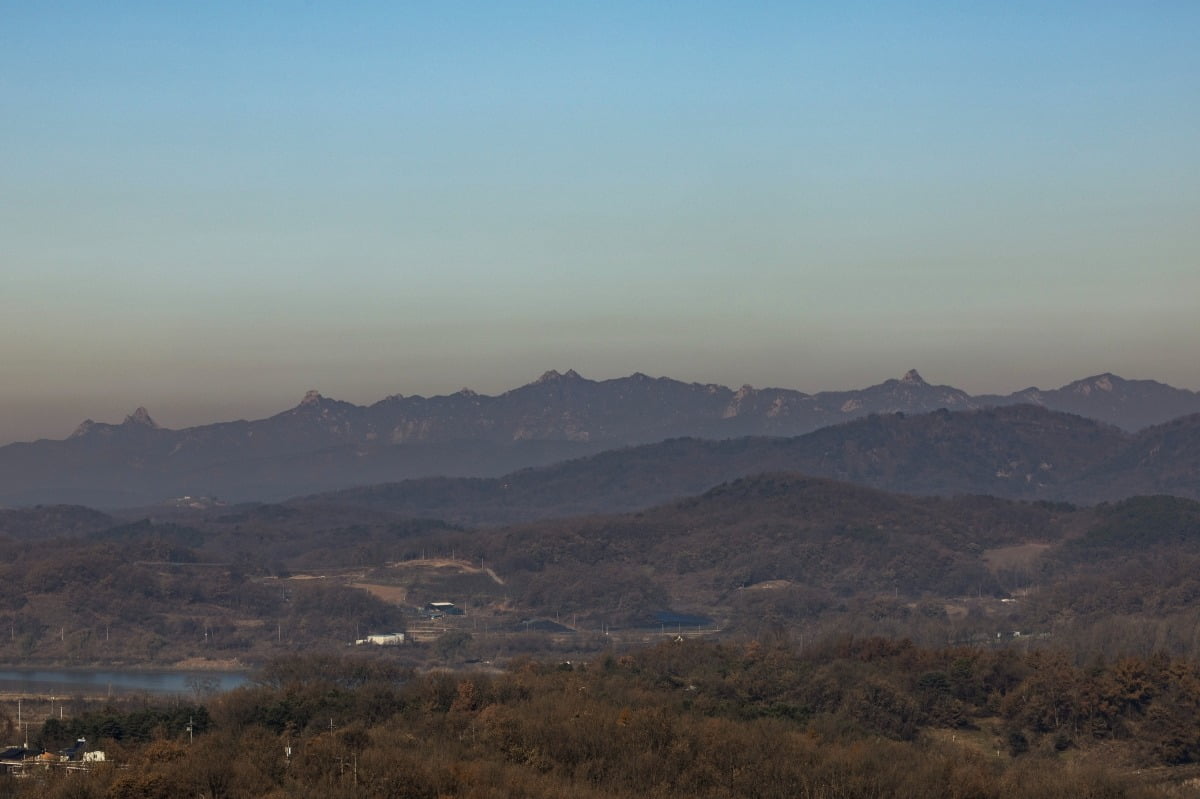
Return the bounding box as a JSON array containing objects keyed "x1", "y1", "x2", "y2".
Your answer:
[
  {"x1": 1, "y1": 369, "x2": 1198, "y2": 507},
  {"x1": 292, "y1": 404, "x2": 1200, "y2": 526}
]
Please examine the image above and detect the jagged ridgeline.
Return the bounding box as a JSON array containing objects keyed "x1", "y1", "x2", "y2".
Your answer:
[{"x1": 1, "y1": 370, "x2": 1198, "y2": 507}]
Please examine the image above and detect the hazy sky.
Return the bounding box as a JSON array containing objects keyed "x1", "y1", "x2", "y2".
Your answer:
[{"x1": 2, "y1": 2, "x2": 1197, "y2": 443}]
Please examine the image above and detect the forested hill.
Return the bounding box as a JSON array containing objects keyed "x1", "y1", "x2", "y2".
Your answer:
[
  {"x1": 295, "y1": 406, "x2": 1200, "y2": 526},
  {"x1": 8, "y1": 471, "x2": 1200, "y2": 669}
]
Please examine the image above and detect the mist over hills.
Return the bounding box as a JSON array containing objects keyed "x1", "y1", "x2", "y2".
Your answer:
[
  {"x1": 1, "y1": 369, "x2": 1197, "y2": 507},
  {"x1": 299, "y1": 406, "x2": 1200, "y2": 526}
]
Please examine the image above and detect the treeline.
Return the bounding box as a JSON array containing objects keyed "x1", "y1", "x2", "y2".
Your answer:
[
  {"x1": 12, "y1": 638, "x2": 1200, "y2": 798},
  {"x1": 37, "y1": 705, "x2": 211, "y2": 752}
]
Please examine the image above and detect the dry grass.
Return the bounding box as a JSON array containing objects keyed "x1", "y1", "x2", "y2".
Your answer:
[
  {"x1": 743, "y1": 579, "x2": 793, "y2": 590},
  {"x1": 350, "y1": 583, "x2": 409, "y2": 604},
  {"x1": 983, "y1": 542, "x2": 1052, "y2": 572}
]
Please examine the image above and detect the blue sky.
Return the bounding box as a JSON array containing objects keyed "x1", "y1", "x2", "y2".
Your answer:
[{"x1": 1, "y1": 2, "x2": 1197, "y2": 442}]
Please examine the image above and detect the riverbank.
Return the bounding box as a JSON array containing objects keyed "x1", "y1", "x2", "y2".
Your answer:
[{"x1": 0, "y1": 657, "x2": 249, "y2": 672}]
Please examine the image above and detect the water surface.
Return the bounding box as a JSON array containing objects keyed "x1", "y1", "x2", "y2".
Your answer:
[{"x1": 0, "y1": 668, "x2": 248, "y2": 696}]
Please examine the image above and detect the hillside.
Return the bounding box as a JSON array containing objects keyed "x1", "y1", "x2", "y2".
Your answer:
[
  {"x1": 7, "y1": 473, "x2": 1200, "y2": 669},
  {"x1": 0, "y1": 505, "x2": 114, "y2": 540},
  {"x1": 298, "y1": 404, "x2": 1200, "y2": 526},
  {"x1": 475, "y1": 474, "x2": 1060, "y2": 623},
  {"x1": 1066, "y1": 413, "x2": 1200, "y2": 503}
]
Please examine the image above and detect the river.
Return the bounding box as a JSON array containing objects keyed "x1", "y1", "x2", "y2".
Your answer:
[{"x1": 0, "y1": 668, "x2": 248, "y2": 696}]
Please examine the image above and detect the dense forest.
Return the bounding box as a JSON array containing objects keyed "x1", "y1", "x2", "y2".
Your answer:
[{"x1": 8, "y1": 639, "x2": 1200, "y2": 797}]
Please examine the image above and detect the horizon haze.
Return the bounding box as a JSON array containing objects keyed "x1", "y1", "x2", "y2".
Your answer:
[
  {"x1": 3, "y1": 3, "x2": 1197, "y2": 444},
  {"x1": 1, "y1": 365, "x2": 1196, "y2": 447}
]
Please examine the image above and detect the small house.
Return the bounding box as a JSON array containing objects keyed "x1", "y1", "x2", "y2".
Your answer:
[
  {"x1": 0, "y1": 746, "x2": 33, "y2": 762},
  {"x1": 355, "y1": 633, "x2": 405, "y2": 646}
]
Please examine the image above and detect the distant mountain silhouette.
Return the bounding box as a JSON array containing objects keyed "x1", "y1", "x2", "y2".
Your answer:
[
  {"x1": 302, "y1": 404, "x2": 1194, "y2": 525},
  {"x1": 977, "y1": 372, "x2": 1200, "y2": 431},
  {"x1": 0, "y1": 370, "x2": 1197, "y2": 506}
]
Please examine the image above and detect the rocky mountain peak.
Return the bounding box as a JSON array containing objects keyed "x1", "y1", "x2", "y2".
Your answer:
[
  {"x1": 69, "y1": 419, "x2": 96, "y2": 438},
  {"x1": 536, "y1": 369, "x2": 584, "y2": 384},
  {"x1": 5, "y1": 367, "x2": 1200, "y2": 507},
  {"x1": 1064, "y1": 374, "x2": 1121, "y2": 396},
  {"x1": 124, "y1": 407, "x2": 159, "y2": 428},
  {"x1": 723, "y1": 385, "x2": 756, "y2": 418}
]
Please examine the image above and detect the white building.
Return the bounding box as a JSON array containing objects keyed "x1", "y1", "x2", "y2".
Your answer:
[{"x1": 354, "y1": 633, "x2": 405, "y2": 646}]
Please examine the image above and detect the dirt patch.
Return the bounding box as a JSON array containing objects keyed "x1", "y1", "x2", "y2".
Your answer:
[
  {"x1": 983, "y1": 542, "x2": 1052, "y2": 572},
  {"x1": 943, "y1": 603, "x2": 968, "y2": 620},
  {"x1": 743, "y1": 579, "x2": 793, "y2": 590},
  {"x1": 351, "y1": 583, "x2": 408, "y2": 604},
  {"x1": 171, "y1": 657, "x2": 245, "y2": 671},
  {"x1": 925, "y1": 723, "x2": 1008, "y2": 760},
  {"x1": 389, "y1": 558, "x2": 478, "y2": 572},
  {"x1": 386, "y1": 559, "x2": 505, "y2": 585}
]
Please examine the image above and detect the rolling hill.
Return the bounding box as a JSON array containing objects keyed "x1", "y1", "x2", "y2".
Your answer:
[{"x1": 297, "y1": 406, "x2": 1200, "y2": 526}]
